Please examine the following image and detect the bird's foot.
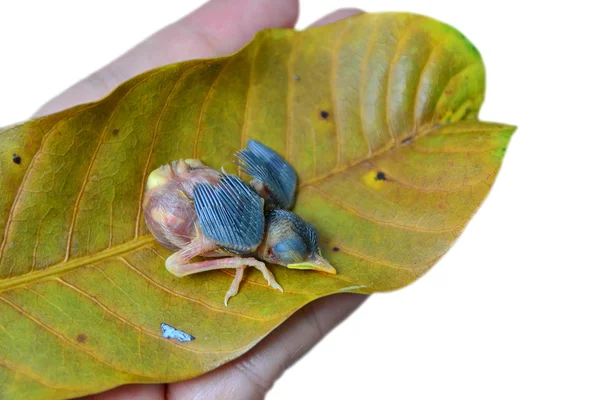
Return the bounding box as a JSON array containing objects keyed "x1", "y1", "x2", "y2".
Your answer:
[
  {"x1": 165, "y1": 252, "x2": 283, "y2": 306},
  {"x1": 224, "y1": 266, "x2": 245, "y2": 307},
  {"x1": 251, "y1": 261, "x2": 284, "y2": 293},
  {"x1": 223, "y1": 259, "x2": 283, "y2": 306}
]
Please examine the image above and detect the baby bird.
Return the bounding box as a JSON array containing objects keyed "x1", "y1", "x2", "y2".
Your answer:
[{"x1": 143, "y1": 140, "x2": 336, "y2": 306}]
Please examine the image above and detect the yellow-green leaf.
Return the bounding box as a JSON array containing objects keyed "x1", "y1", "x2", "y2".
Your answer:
[{"x1": 0, "y1": 12, "x2": 514, "y2": 399}]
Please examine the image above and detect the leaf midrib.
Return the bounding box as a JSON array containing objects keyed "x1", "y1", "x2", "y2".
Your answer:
[{"x1": 0, "y1": 236, "x2": 155, "y2": 292}]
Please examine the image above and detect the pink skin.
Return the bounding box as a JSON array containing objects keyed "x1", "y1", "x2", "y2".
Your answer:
[
  {"x1": 143, "y1": 159, "x2": 285, "y2": 305},
  {"x1": 37, "y1": 2, "x2": 366, "y2": 399},
  {"x1": 164, "y1": 238, "x2": 283, "y2": 306}
]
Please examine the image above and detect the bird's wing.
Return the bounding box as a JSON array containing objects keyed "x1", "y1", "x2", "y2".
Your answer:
[
  {"x1": 193, "y1": 174, "x2": 265, "y2": 254},
  {"x1": 235, "y1": 140, "x2": 297, "y2": 209}
]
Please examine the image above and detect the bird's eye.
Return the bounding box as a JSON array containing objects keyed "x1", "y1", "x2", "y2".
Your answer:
[{"x1": 272, "y1": 238, "x2": 307, "y2": 264}]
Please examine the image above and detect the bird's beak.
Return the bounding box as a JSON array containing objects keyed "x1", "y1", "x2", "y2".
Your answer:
[{"x1": 287, "y1": 255, "x2": 337, "y2": 274}]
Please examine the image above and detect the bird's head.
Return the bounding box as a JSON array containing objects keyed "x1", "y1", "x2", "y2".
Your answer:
[{"x1": 256, "y1": 208, "x2": 336, "y2": 274}]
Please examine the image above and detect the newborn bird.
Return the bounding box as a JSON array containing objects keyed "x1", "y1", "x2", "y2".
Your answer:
[{"x1": 143, "y1": 140, "x2": 336, "y2": 306}]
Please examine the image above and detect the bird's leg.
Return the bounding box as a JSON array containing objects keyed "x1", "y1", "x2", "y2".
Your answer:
[
  {"x1": 214, "y1": 257, "x2": 283, "y2": 306},
  {"x1": 165, "y1": 237, "x2": 218, "y2": 277},
  {"x1": 201, "y1": 257, "x2": 283, "y2": 306},
  {"x1": 166, "y1": 244, "x2": 283, "y2": 306},
  {"x1": 184, "y1": 257, "x2": 283, "y2": 306}
]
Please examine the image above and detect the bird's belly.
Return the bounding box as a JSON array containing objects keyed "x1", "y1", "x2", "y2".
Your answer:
[{"x1": 143, "y1": 160, "x2": 219, "y2": 250}]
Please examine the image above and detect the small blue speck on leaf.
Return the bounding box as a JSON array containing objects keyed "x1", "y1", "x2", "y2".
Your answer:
[{"x1": 161, "y1": 323, "x2": 195, "y2": 343}]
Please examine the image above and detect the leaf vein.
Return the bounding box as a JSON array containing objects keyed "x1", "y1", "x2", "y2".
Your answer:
[
  {"x1": 284, "y1": 37, "x2": 297, "y2": 161},
  {"x1": 411, "y1": 38, "x2": 445, "y2": 131},
  {"x1": 432, "y1": 63, "x2": 479, "y2": 118},
  {"x1": 118, "y1": 254, "x2": 265, "y2": 321},
  {"x1": 0, "y1": 106, "x2": 96, "y2": 271},
  {"x1": 0, "y1": 295, "x2": 154, "y2": 379},
  {"x1": 385, "y1": 18, "x2": 419, "y2": 139},
  {"x1": 306, "y1": 185, "x2": 467, "y2": 233},
  {"x1": 0, "y1": 357, "x2": 72, "y2": 391},
  {"x1": 331, "y1": 21, "x2": 352, "y2": 169},
  {"x1": 55, "y1": 277, "x2": 236, "y2": 355},
  {"x1": 239, "y1": 37, "x2": 265, "y2": 173},
  {"x1": 358, "y1": 15, "x2": 381, "y2": 156},
  {"x1": 135, "y1": 65, "x2": 195, "y2": 238},
  {"x1": 193, "y1": 60, "x2": 231, "y2": 159},
  {"x1": 323, "y1": 241, "x2": 428, "y2": 272},
  {"x1": 0, "y1": 236, "x2": 156, "y2": 293},
  {"x1": 64, "y1": 70, "x2": 164, "y2": 262}
]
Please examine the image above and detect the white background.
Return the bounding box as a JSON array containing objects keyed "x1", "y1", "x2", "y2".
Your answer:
[{"x1": 1, "y1": 1, "x2": 599, "y2": 399}]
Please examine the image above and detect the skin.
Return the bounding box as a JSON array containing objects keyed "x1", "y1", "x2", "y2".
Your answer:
[{"x1": 34, "y1": 1, "x2": 367, "y2": 399}]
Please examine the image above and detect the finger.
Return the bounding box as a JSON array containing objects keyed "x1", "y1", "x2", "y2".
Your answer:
[
  {"x1": 168, "y1": 294, "x2": 367, "y2": 400},
  {"x1": 35, "y1": 0, "x2": 299, "y2": 117},
  {"x1": 80, "y1": 383, "x2": 165, "y2": 400}
]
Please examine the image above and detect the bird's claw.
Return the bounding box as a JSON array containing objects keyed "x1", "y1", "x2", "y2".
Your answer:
[
  {"x1": 254, "y1": 262, "x2": 284, "y2": 293},
  {"x1": 274, "y1": 282, "x2": 284, "y2": 293},
  {"x1": 268, "y1": 279, "x2": 284, "y2": 293},
  {"x1": 223, "y1": 262, "x2": 283, "y2": 307},
  {"x1": 224, "y1": 266, "x2": 245, "y2": 307}
]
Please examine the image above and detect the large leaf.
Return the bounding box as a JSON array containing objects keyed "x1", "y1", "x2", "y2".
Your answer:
[{"x1": 0, "y1": 12, "x2": 514, "y2": 398}]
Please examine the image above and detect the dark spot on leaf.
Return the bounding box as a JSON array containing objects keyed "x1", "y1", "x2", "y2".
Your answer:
[
  {"x1": 333, "y1": 247, "x2": 340, "y2": 252},
  {"x1": 320, "y1": 110, "x2": 329, "y2": 120},
  {"x1": 112, "y1": 128, "x2": 119, "y2": 136},
  {"x1": 375, "y1": 172, "x2": 386, "y2": 181},
  {"x1": 12, "y1": 154, "x2": 21, "y2": 165},
  {"x1": 294, "y1": 75, "x2": 301, "y2": 81},
  {"x1": 401, "y1": 137, "x2": 414, "y2": 145},
  {"x1": 76, "y1": 333, "x2": 87, "y2": 343},
  {"x1": 445, "y1": 89, "x2": 453, "y2": 95}
]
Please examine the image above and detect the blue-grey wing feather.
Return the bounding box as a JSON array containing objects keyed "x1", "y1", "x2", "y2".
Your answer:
[
  {"x1": 193, "y1": 175, "x2": 264, "y2": 254},
  {"x1": 234, "y1": 140, "x2": 297, "y2": 209}
]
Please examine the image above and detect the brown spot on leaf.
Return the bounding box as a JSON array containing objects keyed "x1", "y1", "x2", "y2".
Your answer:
[
  {"x1": 401, "y1": 137, "x2": 414, "y2": 145},
  {"x1": 375, "y1": 172, "x2": 386, "y2": 181},
  {"x1": 12, "y1": 154, "x2": 21, "y2": 165},
  {"x1": 112, "y1": 129, "x2": 120, "y2": 136},
  {"x1": 320, "y1": 110, "x2": 330, "y2": 120},
  {"x1": 332, "y1": 247, "x2": 340, "y2": 252},
  {"x1": 76, "y1": 333, "x2": 87, "y2": 343}
]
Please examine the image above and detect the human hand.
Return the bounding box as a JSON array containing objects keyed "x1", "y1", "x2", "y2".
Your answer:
[{"x1": 35, "y1": 1, "x2": 367, "y2": 399}]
